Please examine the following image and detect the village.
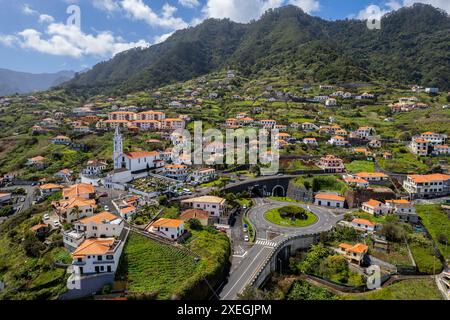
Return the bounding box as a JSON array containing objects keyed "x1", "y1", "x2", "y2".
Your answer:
[{"x1": 0, "y1": 69, "x2": 449, "y2": 300}]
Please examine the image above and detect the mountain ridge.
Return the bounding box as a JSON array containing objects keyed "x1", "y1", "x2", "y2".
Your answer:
[
  {"x1": 64, "y1": 4, "x2": 450, "y2": 96},
  {"x1": 0, "y1": 69, "x2": 75, "y2": 96}
]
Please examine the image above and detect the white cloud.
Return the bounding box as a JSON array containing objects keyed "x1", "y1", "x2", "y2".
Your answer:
[
  {"x1": 39, "y1": 14, "x2": 55, "y2": 24},
  {"x1": 357, "y1": 0, "x2": 450, "y2": 21},
  {"x1": 2, "y1": 23, "x2": 149, "y2": 58},
  {"x1": 120, "y1": 0, "x2": 188, "y2": 30},
  {"x1": 22, "y1": 4, "x2": 38, "y2": 16},
  {"x1": 178, "y1": 0, "x2": 200, "y2": 9},
  {"x1": 153, "y1": 31, "x2": 174, "y2": 44},
  {"x1": 288, "y1": 0, "x2": 320, "y2": 13},
  {"x1": 356, "y1": 4, "x2": 389, "y2": 20},
  {"x1": 402, "y1": 0, "x2": 450, "y2": 13},
  {"x1": 0, "y1": 35, "x2": 19, "y2": 47},
  {"x1": 93, "y1": 0, "x2": 120, "y2": 12},
  {"x1": 202, "y1": 0, "x2": 285, "y2": 23}
]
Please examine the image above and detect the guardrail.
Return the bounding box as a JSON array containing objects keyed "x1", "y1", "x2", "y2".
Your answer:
[{"x1": 248, "y1": 228, "x2": 333, "y2": 288}]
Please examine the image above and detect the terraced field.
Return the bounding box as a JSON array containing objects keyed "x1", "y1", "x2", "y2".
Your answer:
[{"x1": 118, "y1": 233, "x2": 204, "y2": 299}]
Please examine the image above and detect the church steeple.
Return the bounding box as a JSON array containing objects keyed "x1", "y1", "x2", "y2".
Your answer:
[{"x1": 113, "y1": 126, "x2": 123, "y2": 169}]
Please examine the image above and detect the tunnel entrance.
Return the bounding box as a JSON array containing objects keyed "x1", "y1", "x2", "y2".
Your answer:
[{"x1": 272, "y1": 185, "x2": 286, "y2": 197}]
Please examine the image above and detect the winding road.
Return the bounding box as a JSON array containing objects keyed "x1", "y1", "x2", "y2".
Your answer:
[{"x1": 218, "y1": 198, "x2": 343, "y2": 300}]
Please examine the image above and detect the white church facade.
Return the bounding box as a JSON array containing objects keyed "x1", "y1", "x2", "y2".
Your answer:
[{"x1": 103, "y1": 128, "x2": 165, "y2": 189}]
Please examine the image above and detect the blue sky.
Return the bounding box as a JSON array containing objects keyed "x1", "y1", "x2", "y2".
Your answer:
[{"x1": 0, "y1": 0, "x2": 448, "y2": 74}]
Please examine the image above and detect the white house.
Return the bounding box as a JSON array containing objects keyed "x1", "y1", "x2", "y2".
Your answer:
[
  {"x1": 351, "y1": 218, "x2": 376, "y2": 232},
  {"x1": 70, "y1": 238, "x2": 123, "y2": 275},
  {"x1": 420, "y1": 132, "x2": 447, "y2": 145},
  {"x1": 343, "y1": 175, "x2": 369, "y2": 189},
  {"x1": 325, "y1": 98, "x2": 338, "y2": 107},
  {"x1": 163, "y1": 164, "x2": 189, "y2": 180},
  {"x1": 317, "y1": 155, "x2": 345, "y2": 173},
  {"x1": 53, "y1": 198, "x2": 97, "y2": 224},
  {"x1": 83, "y1": 160, "x2": 108, "y2": 176},
  {"x1": 148, "y1": 218, "x2": 185, "y2": 240},
  {"x1": 314, "y1": 193, "x2": 345, "y2": 208},
  {"x1": 361, "y1": 199, "x2": 389, "y2": 215},
  {"x1": 190, "y1": 168, "x2": 217, "y2": 184},
  {"x1": 354, "y1": 127, "x2": 375, "y2": 139},
  {"x1": 385, "y1": 199, "x2": 418, "y2": 223},
  {"x1": 39, "y1": 183, "x2": 63, "y2": 196},
  {"x1": 303, "y1": 138, "x2": 318, "y2": 146},
  {"x1": 355, "y1": 172, "x2": 389, "y2": 183},
  {"x1": 410, "y1": 137, "x2": 429, "y2": 156},
  {"x1": 425, "y1": 87, "x2": 439, "y2": 94},
  {"x1": 181, "y1": 195, "x2": 227, "y2": 217},
  {"x1": 328, "y1": 135, "x2": 348, "y2": 146},
  {"x1": 63, "y1": 211, "x2": 124, "y2": 251},
  {"x1": 403, "y1": 173, "x2": 450, "y2": 199}
]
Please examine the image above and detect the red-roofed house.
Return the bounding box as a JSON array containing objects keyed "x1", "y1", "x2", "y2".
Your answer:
[{"x1": 362, "y1": 199, "x2": 389, "y2": 215}]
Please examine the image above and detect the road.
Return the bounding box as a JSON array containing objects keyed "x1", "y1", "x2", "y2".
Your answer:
[
  {"x1": 218, "y1": 198, "x2": 342, "y2": 300},
  {"x1": 0, "y1": 184, "x2": 36, "y2": 223}
]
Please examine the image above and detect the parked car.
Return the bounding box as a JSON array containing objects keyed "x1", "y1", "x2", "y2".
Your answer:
[
  {"x1": 244, "y1": 235, "x2": 249, "y2": 242},
  {"x1": 104, "y1": 205, "x2": 110, "y2": 211},
  {"x1": 53, "y1": 220, "x2": 61, "y2": 228},
  {"x1": 43, "y1": 214, "x2": 50, "y2": 220}
]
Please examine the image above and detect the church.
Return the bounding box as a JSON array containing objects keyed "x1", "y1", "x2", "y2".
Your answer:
[{"x1": 104, "y1": 128, "x2": 165, "y2": 189}]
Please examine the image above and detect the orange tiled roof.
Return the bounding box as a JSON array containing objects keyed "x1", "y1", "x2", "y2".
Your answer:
[
  {"x1": 408, "y1": 173, "x2": 450, "y2": 183},
  {"x1": 72, "y1": 238, "x2": 115, "y2": 257},
  {"x1": 125, "y1": 151, "x2": 160, "y2": 159},
  {"x1": 79, "y1": 211, "x2": 120, "y2": 225},
  {"x1": 339, "y1": 243, "x2": 368, "y2": 254},
  {"x1": 39, "y1": 183, "x2": 63, "y2": 190},
  {"x1": 364, "y1": 199, "x2": 383, "y2": 207},
  {"x1": 63, "y1": 183, "x2": 95, "y2": 199},
  {"x1": 152, "y1": 218, "x2": 184, "y2": 228},
  {"x1": 355, "y1": 172, "x2": 388, "y2": 178},
  {"x1": 180, "y1": 209, "x2": 209, "y2": 220},
  {"x1": 315, "y1": 193, "x2": 345, "y2": 201},
  {"x1": 352, "y1": 218, "x2": 375, "y2": 227}
]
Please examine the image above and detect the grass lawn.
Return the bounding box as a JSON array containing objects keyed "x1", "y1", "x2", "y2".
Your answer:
[
  {"x1": 343, "y1": 278, "x2": 442, "y2": 300},
  {"x1": 293, "y1": 175, "x2": 348, "y2": 194},
  {"x1": 416, "y1": 204, "x2": 450, "y2": 260},
  {"x1": 269, "y1": 196, "x2": 301, "y2": 203},
  {"x1": 409, "y1": 243, "x2": 443, "y2": 274},
  {"x1": 344, "y1": 160, "x2": 375, "y2": 173},
  {"x1": 118, "y1": 233, "x2": 204, "y2": 299},
  {"x1": 377, "y1": 149, "x2": 428, "y2": 174},
  {"x1": 265, "y1": 208, "x2": 317, "y2": 228}
]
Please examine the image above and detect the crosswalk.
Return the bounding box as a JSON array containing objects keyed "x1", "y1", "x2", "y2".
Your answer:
[{"x1": 255, "y1": 239, "x2": 277, "y2": 248}]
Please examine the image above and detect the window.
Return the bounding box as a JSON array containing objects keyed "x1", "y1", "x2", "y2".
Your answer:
[{"x1": 97, "y1": 255, "x2": 103, "y2": 261}]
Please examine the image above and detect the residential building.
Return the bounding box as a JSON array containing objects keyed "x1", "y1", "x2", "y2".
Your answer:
[
  {"x1": 317, "y1": 155, "x2": 345, "y2": 173},
  {"x1": 39, "y1": 183, "x2": 63, "y2": 196},
  {"x1": 343, "y1": 175, "x2": 369, "y2": 189},
  {"x1": 26, "y1": 156, "x2": 45, "y2": 167},
  {"x1": 355, "y1": 126, "x2": 375, "y2": 139},
  {"x1": 258, "y1": 119, "x2": 277, "y2": 129},
  {"x1": 410, "y1": 137, "x2": 430, "y2": 156},
  {"x1": 338, "y1": 243, "x2": 368, "y2": 265},
  {"x1": 314, "y1": 193, "x2": 345, "y2": 208},
  {"x1": 181, "y1": 195, "x2": 227, "y2": 217},
  {"x1": 180, "y1": 209, "x2": 209, "y2": 226},
  {"x1": 55, "y1": 169, "x2": 73, "y2": 181},
  {"x1": 108, "y1": 111, "x2": 136, "y2": 121},
  {"x1": 119, "y1": 206, "x2": 137, "y2": 220},
  {"x1": 328, "y1": 135, "x2": 348, "y2": 146},
  {"x1": 351, "y1": 218, "x2": 377, "y2": 232},
  {"x1": 83, "y1": 160, "x2": 108, "y2": 176},
  {"x1": 362, "y1": 199, "x2": 389, "y2": 215},
  {"x1": 30, "y1": 224, "x2": 50, "y2": 237},
  {"x1": 190, "y1": 168, "x2": 217, "y2": 184},
  {"x1": 163, "y1": 164, "x2": 189, "y2": 180},
  {"x1": 403, "y1": 173, "x2": 450, "y2": 199},
  {"x1": 420, "y1": 132, "x2": 447, "y2": 145},
  {"x1": 70, "y1": 238, "x2": 123, "y2": 275},
  {"x1": 62, "y1": 183, "x2": 95, "y2": 200},
  {"x1": 148, "y1": 218, "x2": 185, "y2": 240},
  {"x1": 160, "y1": 118, "x2": 185, "y2": 130},
  {"x1": 355, "y1": 172, "x2": 389, "y2": 183},
  {"x1": 138, "y1": 110, "x2": 165, "y2": 121},
  {"x1": 325, "y1": 98, "x2": 338, "y2": 107},
  {"x1": 132, "y1": 120, "x2": 161, "y2": 131},
  {"x1": 385, "y1": 199, "x2": 418, "y2": 223},
  {"x1": 303, "y1": 138, "x2": 318, "y2": 146},
  {"x1": 50, "y1": 135, "x2": 71, "y2": 145},
  {"x1": 432, "y1": 145, "x2": 450, "y2": 155},
  {"x1": 63, "y1": 211, "x2": 124, "y2": 251},
  {"x1": 53, "y1": 197, "x2": 97, "y2": 224},
  {"x1": 301, "y1": 122, "x2": 318, "y2": 131}
]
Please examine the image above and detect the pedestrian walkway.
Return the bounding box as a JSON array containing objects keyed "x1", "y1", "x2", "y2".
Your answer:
[{"x1": 255, "y1": 239, "x2": 277, "y2": 248}]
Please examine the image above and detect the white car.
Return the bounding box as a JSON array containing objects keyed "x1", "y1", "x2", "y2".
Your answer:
[
  {"x1": 244, "y1": 235, "x2": 249, "y2": 242},
  {"x1": 53, "y1": 220, "x2": 61, "y2": 228},
  {"x1": 43, "y1": 214, "x2": 50, "y2": 220},
  {"x1": 104, "y1": 205, "x2": 110, "y2": 211}
]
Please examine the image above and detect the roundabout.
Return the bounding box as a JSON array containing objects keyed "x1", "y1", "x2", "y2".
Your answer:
[{"x1": 264, "y1": 206, "x2": 318, "y2": 228}]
